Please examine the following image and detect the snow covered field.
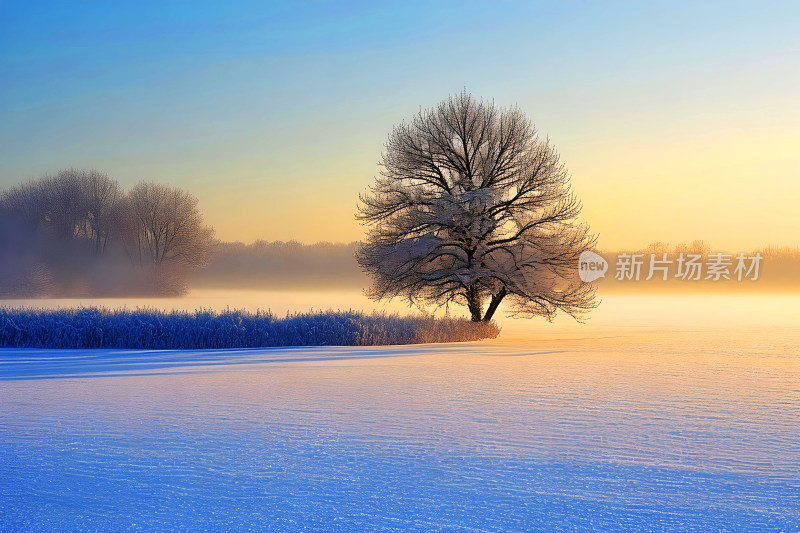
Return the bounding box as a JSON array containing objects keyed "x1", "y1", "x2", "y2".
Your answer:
[{"x1": 1, "y1": 294, "x2": 799, "y2": 531}]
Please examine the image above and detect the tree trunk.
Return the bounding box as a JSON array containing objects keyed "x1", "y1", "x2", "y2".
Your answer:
[
  {"x1": 466, "y1": 285, "x2": 483, "y2": 322},
  {"x1": 482, "y1": 286, "x2": 507, "y2": 322}
]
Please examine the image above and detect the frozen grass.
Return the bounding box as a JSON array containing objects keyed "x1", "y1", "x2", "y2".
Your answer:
[{"x1": 0, "y1": 307, "x2": 499, "y2": 349}]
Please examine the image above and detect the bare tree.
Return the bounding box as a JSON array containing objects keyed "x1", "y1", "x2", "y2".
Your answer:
[
  {"x1": 357, "y1": 91, "x2": 597, "y2": 322},
  {"x1": 1, "y1": 169, "x2": 120, "y2": 253},
  {"x1": 39, "y1": 169, "x2": 88, "y2": 242},
  {"x1": 0, "y1": 169, "x2": 122, "y2": 295},
  {"x1": 126, "y1": 182, "x2": 214, "y2": 269},
  {"x1": 84, "y1": 170, "x2": 121, "y2": 255},
  {"x1": 0, "y1": 181, "x2": 46, "y2": 229}
]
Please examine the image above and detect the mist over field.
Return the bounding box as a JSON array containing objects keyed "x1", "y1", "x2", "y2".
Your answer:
[
  {"x1": 189, "y1": 240, "x2": 366, "y2": 289},
  {"x1": 0, "y1": 170, "x2": 213, "y2": 298},
  {"x1": 190, "y1": 240, "x2": 800, "y2": 293},
  {"x1": 3, "y1": 171, "x2": 797, "y2": 300}
]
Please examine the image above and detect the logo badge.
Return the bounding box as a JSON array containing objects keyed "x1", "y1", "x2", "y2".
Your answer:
[{"x1": 578, "y1": 251, "x2": 608, "y2": 282}]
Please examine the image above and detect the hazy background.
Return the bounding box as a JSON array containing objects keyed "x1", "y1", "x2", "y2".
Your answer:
[{"x1": 2, "y1": 1, "x2": 798, "y2": 251}]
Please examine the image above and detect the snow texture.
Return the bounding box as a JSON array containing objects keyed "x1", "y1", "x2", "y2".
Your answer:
[{"x1": 1, "y1": 320, "x2": 799, "y2": 531}]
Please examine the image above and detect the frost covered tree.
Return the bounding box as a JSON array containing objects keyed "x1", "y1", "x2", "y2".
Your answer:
[
  {"x1": 125, "y1": 182, "x2": 214, "y2": 268},
  {"x1": 0, "y1": 169, "x2": 120, "y2": 252},
  {"x1": 357, "y1": 92, "x2": 597, "y2": 322}
]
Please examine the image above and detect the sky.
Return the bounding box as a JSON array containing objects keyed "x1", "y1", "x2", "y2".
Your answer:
[{"x1": 1, "y1": 1, "x2": 798, "y2": 251}]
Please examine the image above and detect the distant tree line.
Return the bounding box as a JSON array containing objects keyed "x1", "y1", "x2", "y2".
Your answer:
[
  {"x1": 190, "y1": 239, "x2": 800, "y2": 293},
  {"x1": 0, "y1": 169, "x2": 214, "y2": 297},
  {"x1": 189, "y1": 240, "x2": 367, "y2": 289}
]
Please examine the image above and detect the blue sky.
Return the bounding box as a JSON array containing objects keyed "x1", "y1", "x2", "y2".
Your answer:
[{"x1": 1, "y1": 1, "x2": 798, "y2": 248}]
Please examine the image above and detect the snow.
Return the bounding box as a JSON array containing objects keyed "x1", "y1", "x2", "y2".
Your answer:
[{"x1": 1, "y1": 295, "x2": 799, "y2": 530}]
